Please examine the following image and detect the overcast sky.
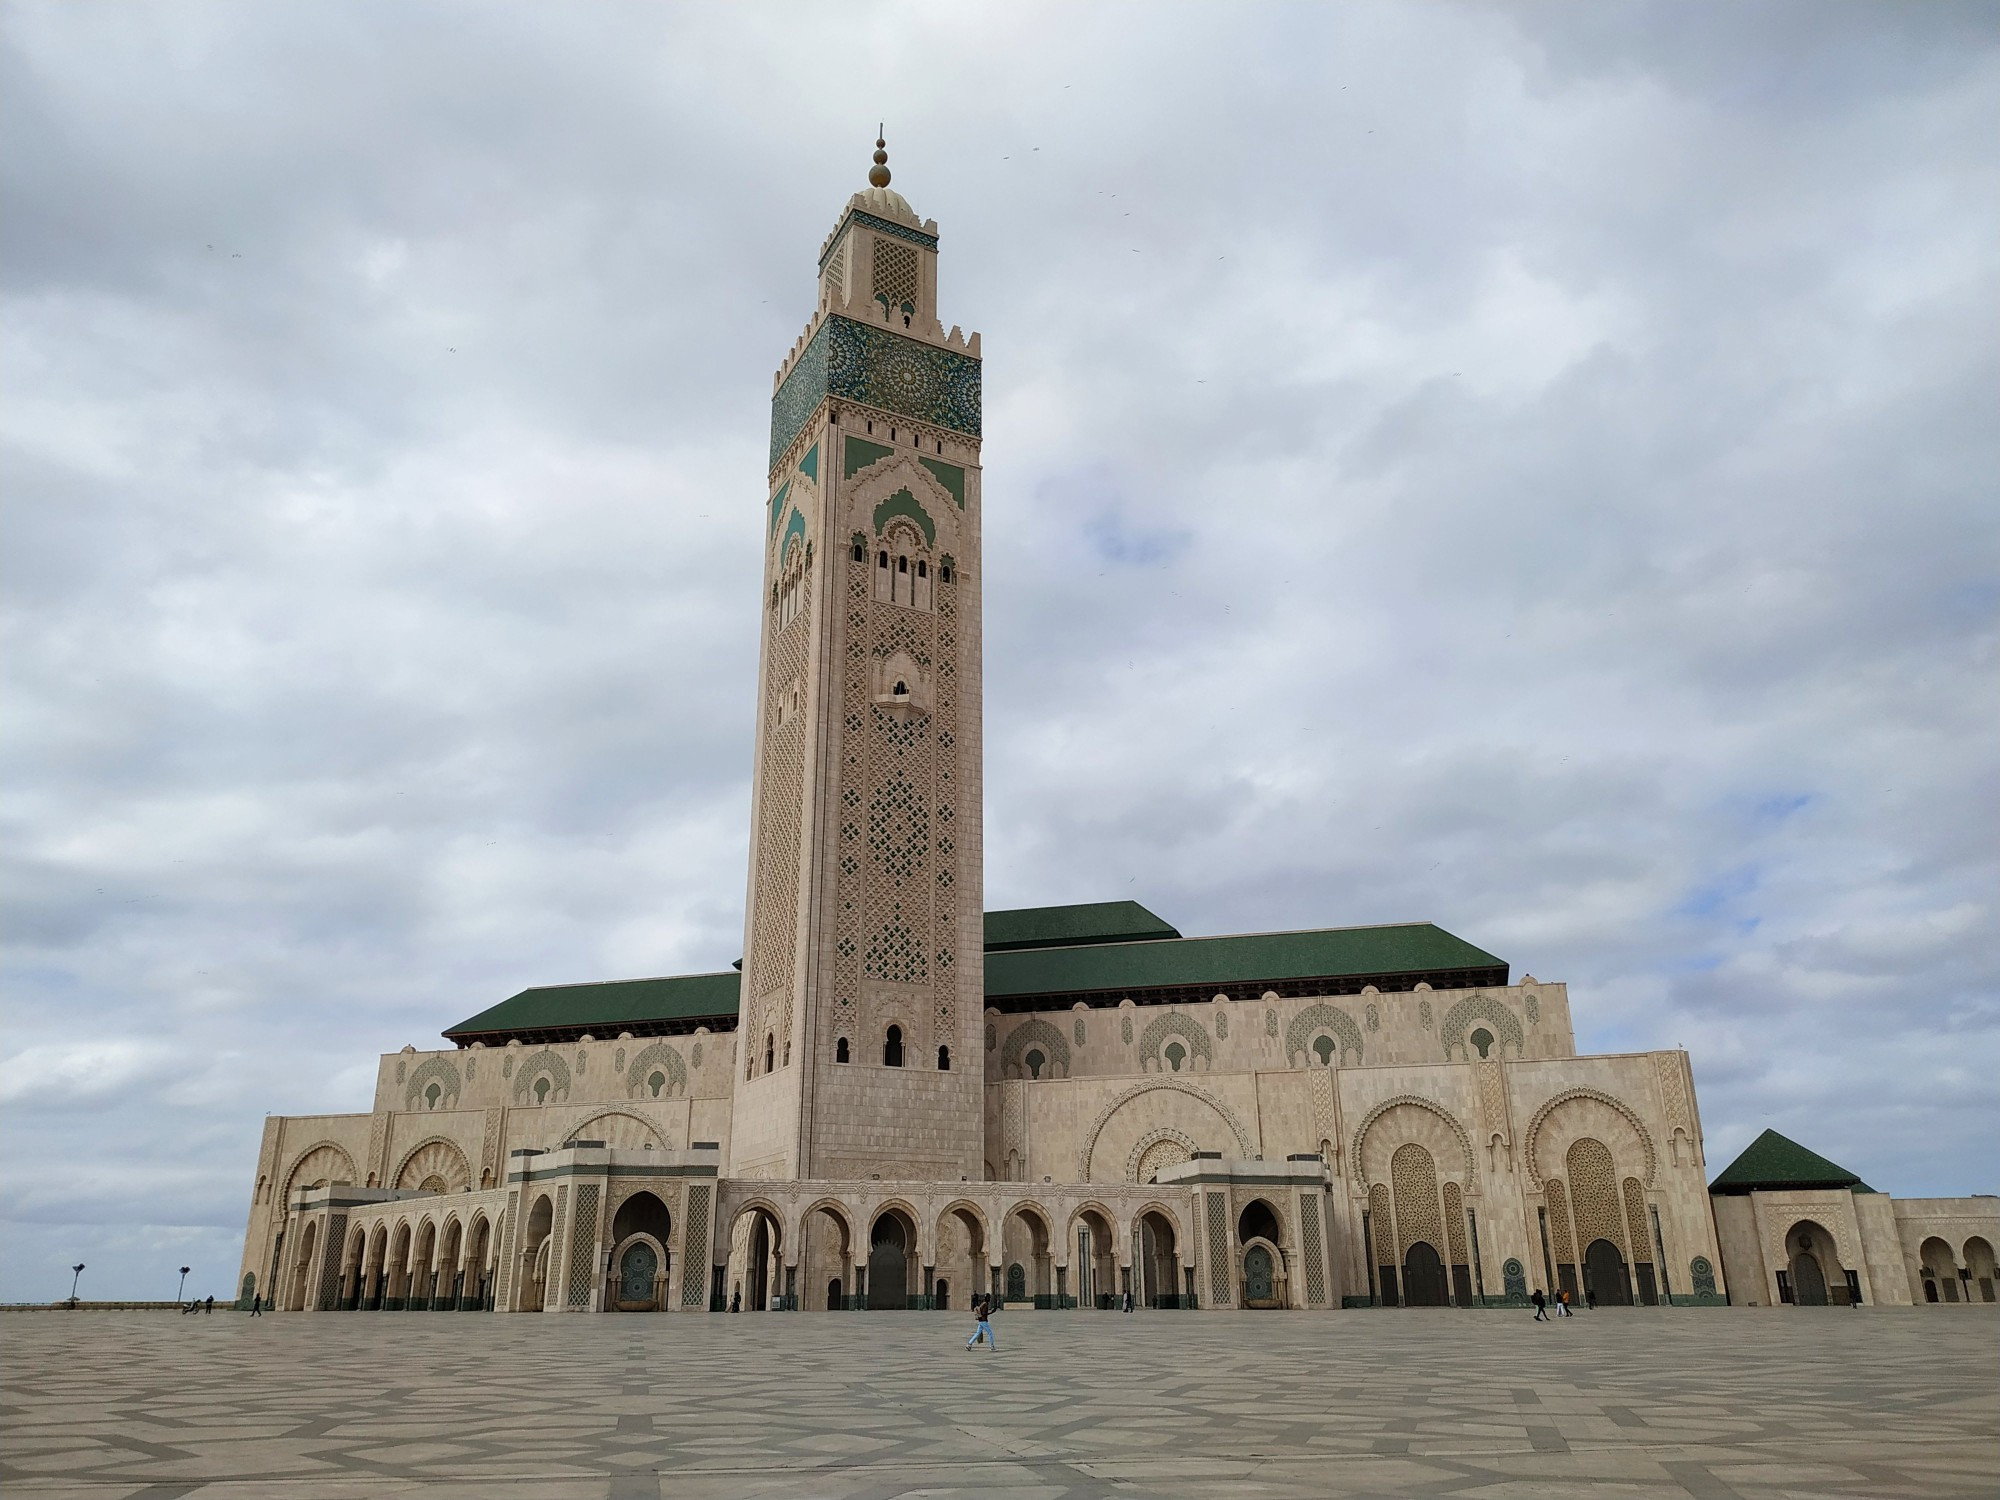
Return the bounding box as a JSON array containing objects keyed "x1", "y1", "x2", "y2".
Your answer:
[{"x1": 4, "y1": 1, "x2": 1996, "y2": 1302}]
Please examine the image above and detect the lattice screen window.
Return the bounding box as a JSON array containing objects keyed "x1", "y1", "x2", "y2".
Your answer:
[
  {"x1": 1368, "y1": 1182, "x2": 1394, "y2": 1267},
  {"x1": 681, "y1": 1185, "x2": 712, "y2": 1307},
  {"x1": 1545, "y1": 1179, "x2": 1577, "y2": 1267},
  {"x1": 1443, "y1": 1181, "x2": 1469, "y2": 1264},
  {"x1": 495, "y1": 1198, "x2": 517, "y2": 1308},
  {"x1": 566, "y1": 1185, "x2": 600, "y2": 1308},
  {"x1": 1205, "y1": 1192, "x2": 1231, "y2": 1306},
  {"x1": 1622, "y1": 1178, "x2": 1651, "y2": 1262},
  {"x1": 316, "y1": 1215, "x2": 347, "y2": 1310},
  {"x1": 822, "y1": 238, "x2": 848, "y2": 303},
  {"x1": 1299, "y1": 1195, "x2": 1327, "y2": 1307},
  {"x1": 872, "y1": 238, "x2": 918, "y2": 312}
]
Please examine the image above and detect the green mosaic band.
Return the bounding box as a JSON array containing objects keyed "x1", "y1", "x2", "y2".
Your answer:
[
  {"x1": 819, "y1": 209, "x2": 939, "y2": 270},
  {"x1": 771, "y1": 315, "x2": 981, "y2": 467}
]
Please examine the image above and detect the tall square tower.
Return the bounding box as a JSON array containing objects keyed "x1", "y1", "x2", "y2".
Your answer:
[{"x1": 729, "y1": 141, "x2": 985, "y2": 1181}]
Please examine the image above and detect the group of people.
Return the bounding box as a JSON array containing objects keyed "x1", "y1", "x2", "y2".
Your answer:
[{"x1": 1529, "y1": 1286, "x2": 1595, "y2": 1320}]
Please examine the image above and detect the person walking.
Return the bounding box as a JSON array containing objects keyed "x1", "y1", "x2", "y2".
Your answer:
[
  {"x1": 1585, "y1": 1286, "x2": 1597, "y2": 1312},
  {"x1": 965, "y1": 1292, "x2": 997, "y2": 1351},
  {"x1": 1557, "y1": 1288, "x2": 1573, "y2": 1317},
  {"x1": 204, "y1": 1295, "x2": 214, "y2": 1314},
  {"x1": 1123, "y1": 1288, "x2": 1133, "y2": 1313},
  {"x1": 1531, "y1": 1288, "x2": 1549, "y2": 1321},
  {"x1": 249, "y1": 1293, "x2": 262, "y2": 1316}
]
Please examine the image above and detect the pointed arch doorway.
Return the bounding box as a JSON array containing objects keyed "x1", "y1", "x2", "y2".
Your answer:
[{"x1": 1402, "y1": 1242, "x2": 1448, "y2": 1307}]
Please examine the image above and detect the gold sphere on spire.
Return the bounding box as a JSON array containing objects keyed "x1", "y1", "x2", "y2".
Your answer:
[{"x1": 868, "y1": 132, "x2": 891, "y2": 188}]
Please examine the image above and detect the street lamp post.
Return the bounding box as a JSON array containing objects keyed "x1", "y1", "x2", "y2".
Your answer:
[
  {"x1": 68, "y1": 1263, "x2": 86, "y2": 1308},
  {"x1": 178, "y1": 1266, "x2": 191, "y2": 1305}
]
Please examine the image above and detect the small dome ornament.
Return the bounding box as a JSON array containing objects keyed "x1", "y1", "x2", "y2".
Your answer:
[{"x1": 868, "y1": 128, "x2": 891, "y2": 188}]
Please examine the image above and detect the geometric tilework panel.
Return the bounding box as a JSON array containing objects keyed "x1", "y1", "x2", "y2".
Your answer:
[
  {"x1": 1391, "y1": 1143, "x2": 1443, "y2": 1258},
  {"x1": 771, "y1": 315, "x2": 981, "y2": 465},
  {"x1": 1566, "y1": 1138, "x2": 1624, "y2": 1254}
]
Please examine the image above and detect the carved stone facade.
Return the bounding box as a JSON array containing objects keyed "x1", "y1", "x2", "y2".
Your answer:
[{"x1": 236, "y1": 145, "x2": 1994, "y2": 1320}]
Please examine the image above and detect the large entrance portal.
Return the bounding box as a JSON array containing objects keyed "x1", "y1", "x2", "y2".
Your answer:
[
  {"x1": 1785, "y1": 1221, "x2": 1848, "y2": 1305},
  {"x1": 1584, "y1": 1239, "x2": 1633, "y2": 1306},
  {"x1": 1402, "y1": 1242, "x2": 1448, "y2": 1307},
  {"x1": 867, "y1": 1212, "x2": 912, "y2": 1309},
  {"x1": 1791, "y1": 1250, "x2": 1828, "y2": 1305}
]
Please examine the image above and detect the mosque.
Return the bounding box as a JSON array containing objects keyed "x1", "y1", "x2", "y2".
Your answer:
[{"x1": 237, "y1": 142, "x2": 1998, "y2": 1318}]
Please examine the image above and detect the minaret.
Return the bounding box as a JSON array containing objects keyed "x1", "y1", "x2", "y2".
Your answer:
[{"x1": 729, "y1": 137, "x2": 985, "y2": 1181}]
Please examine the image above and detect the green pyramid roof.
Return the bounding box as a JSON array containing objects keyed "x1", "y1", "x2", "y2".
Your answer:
[{"x1": 1710, "y1": 1128, "x2": 1874, "y2": 1195}]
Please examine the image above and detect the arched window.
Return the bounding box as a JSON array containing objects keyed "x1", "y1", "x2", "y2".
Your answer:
[
  {"x1": 835, "y1": 1037, "x2": 850, "y2": 1064},
  {"x1": 1025, "y1": 1049, "x2": 1045, "y2": 1080},
  {"x1": 884, "y1": 1025, "x2": 904, "y2": 1068},
  {"x1": 424, "y1": 1082, "x2": 441, "y2": 1109},
  {"x1": 892, "y1": 679, "x2": 908, "y2": 698},
  {"x1": 940, "y1": 563, "x2": 953, "y2": 583},
  {"x1": 897, "y1": 556, "x2": 908, "y2": 574},
  {"x1": 533, "y1": 1076, "x2": 551, "y2": 1105},
  {"x1": 1311, "y1": 1035, "x2": 1335, "y2": 1066},
  {"x1": 1164, "y1": 1040, "x2": 1187, "y2": 1072},
  {"x1": 937, "y1": 1044, "x2": 950, "y2": 1071},
  {"x1": 916, "y1": 560, "x2": 927, "y2": 578},
  {"x1": 878, "y1": 550, "x2": 889, "y2": 569},
  {"x1": 851, "y1": 539, "x2": 865, "y2": 562},
  {"x1": 648, "y1": 1070, "x2": 665, "y2": 1098},
  {"x1": 1470, "y1": 1027, "x2": 1494, "y2": 1059},
  {"x1": 764, "y1": 1034, "x2": 775, "y2": 1074}
]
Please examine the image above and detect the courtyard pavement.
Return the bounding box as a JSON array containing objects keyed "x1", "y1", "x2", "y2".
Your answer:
[{"x1": 2, "y1": 1306, "x2": 1994, "y2": 1499}]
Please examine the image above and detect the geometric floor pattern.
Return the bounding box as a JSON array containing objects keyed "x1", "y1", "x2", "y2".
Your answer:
[{"x1": 3, "y1": 1307, "x2": 1995, "y2": 1499}]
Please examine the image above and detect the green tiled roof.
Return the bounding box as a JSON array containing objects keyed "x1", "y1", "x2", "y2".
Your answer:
[
  {"x1": 983, "y1": 901, "x2": 1181, "y2": 953},
  {"x1": 1710, "y1": 1129, "x2": 1874, "y2": 1195},
  {"x1": 441, "y1": 908, "x2": 1507, "y2": 1044},
  {"x1": 445, "y1": 971, "x2": 741, "y2": 1044},
  {"x1": 984, "y1": 922, "x2": 1505, "y2": 1002}
]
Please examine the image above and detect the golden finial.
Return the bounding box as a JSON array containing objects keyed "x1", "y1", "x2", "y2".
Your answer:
[{"x1": 869, "y1": 126, "x2": 891, "y2": 188}]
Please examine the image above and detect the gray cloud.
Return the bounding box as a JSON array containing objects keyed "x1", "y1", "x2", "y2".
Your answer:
[{"x1": 4, "y1": 1, "x2": 1995, "y2": 1300}]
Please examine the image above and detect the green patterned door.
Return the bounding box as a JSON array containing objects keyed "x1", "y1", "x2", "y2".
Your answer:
[
  {"x1": 618, "y1": 1242, "x2": 658, "y2": 1306},
  {"x1": 1243, "y1": 1246, "x2": 1275, "y2": 1304}
]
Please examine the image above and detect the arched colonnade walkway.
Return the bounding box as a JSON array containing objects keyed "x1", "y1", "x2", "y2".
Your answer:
[{"x1": 717, "y1": 1186, "x2": 1197, "y2": 1311}]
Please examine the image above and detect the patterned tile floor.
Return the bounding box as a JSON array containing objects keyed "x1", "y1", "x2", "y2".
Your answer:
[{"x1": 2, "y1": 1307, "x2": 1994, "y2": 1498}]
